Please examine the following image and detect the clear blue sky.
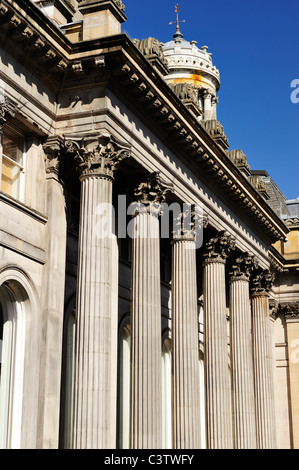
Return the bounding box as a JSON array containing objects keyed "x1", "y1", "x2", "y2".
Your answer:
[{"x1": 122, "y1": 0, "x2": 299, "y2": 200}]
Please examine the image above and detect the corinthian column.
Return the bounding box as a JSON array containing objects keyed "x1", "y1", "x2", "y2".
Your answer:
[
  {"x1": 251, "y1": 269, "x2": 277, "y2": 449},
  {"x1": 171, "y1": 207, "x2": 201, "y2": 448},
  {"x1": 203, "y1": 231, "x2": 235, "y2": 449},
  {"x1": 65, "y1": 131, "x2": 130, "y2": 449},
  {"x1": 229, "y1": 253, "x2": 257, "y2": 449},
  {"x1": 130, "y1": 173, "x2": 172, "y2": 449}
]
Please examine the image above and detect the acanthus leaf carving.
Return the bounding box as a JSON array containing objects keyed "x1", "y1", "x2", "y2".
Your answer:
[
  {"x1": 43, "y1": 136, "x2": 64, "y2": 175},
  {"x1": 132, "y1": 172, "x2": 173, "y2": 215},
  {"x1": 0, "y1": 97, "x2": 17, "y2": 131},
  {"x1": 203, "y1": 230, "x2": 235, "y2": 262},
  {"x1": 63, "y1": 130, "x2": 131, "y2": 179},
  {"x1": 229, "y1": 252, "x2": 258, "y2": 280},
  {"x1": 251, "y1": 269, "x2": 275, "y2": 295}
]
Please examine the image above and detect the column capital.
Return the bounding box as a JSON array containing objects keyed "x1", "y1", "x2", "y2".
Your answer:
[
  {"x1": 229, "y1": 252, "x2": 258, "y2": 282},
  {"x1": 0, "y1": 97, "x2": 17, "y2": 132},
  {"x1": 203, "y1": 230, "x2": 235, "y2": 264},
  {"x1": 63, "y1": 130, "x2": 131, "y2": 180},
  {"x1": 132, "y1": 172, "x2": 173, "y2": 215},
  {"x1": 250, "y1": 269, "x2": 275, "y2": 296},
  {"x1": 172, "y1": 204, "x2": 204, "y2": 242},
  {"x1": 43, "y1": 135, "x2": 64, "y2": 176}
]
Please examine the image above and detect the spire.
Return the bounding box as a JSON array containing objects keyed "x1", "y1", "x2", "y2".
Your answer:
[{"x1": 169, "y1": 3, "x2": 185, "y2": 38}]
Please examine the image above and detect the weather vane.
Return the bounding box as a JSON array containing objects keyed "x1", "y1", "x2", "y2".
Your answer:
[{"x1": 169, "y1": 4, "x2": 186, "y2": 34}]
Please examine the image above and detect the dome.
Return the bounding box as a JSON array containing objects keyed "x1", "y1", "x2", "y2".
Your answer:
[{"x1": 162, "y1": 30, "x2": 220, "y2": 94}]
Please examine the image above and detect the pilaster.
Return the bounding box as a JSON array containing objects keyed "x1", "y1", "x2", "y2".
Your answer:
[
  {"x1": 130, "y1": 172, "x2": 172, "y2": 449},
  {"x1": 38, "y1": 136, "x2": 67, "y2": 448},
  {"x1": 202, "y1": 231, "x2": 235, "y2": 449},
  {"x1": 65, "y1": 130, "x2": 130, "y2": 448}
]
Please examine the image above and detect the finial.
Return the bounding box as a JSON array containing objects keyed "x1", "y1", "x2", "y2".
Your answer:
[{"x1": 169, "y1": 3, "x2": 185, "y2": 38}]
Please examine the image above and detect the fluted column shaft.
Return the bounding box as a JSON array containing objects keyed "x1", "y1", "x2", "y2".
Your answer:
[
  {"x1": 251, "y1": 291, "x2": 277, "y2": 449},
  {"x1": 129, "y1": 173, "x2": 172, "y2": 449},
  {"x1": 203, "y1": 258, "x2": 232, "y2": 448},
  {"x1": 203, "y1": 231, "x2": 235, "y2": 449},
  {"x1": 230, "y1": 275, "x2": 256, "y2": 448},
  {"x1": 172, "y1": 238, "x2": 200, "y2": 449},
  {"x1": 67, "y1": 131, "x2": 130, "y2": 449},
  {"x1": 130, "y1": 209, "x2": 162, "y2": 449},
  {"x1": 73, "y1": 175, "x2": 115, "y2": 449}
]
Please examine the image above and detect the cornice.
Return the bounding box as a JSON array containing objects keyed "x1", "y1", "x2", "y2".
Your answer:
[
  {"x1": 269, "y1": 245, "x2": 299, "y2": 274},
  {"x1": 0, "y1": 0, "x2": 289, "y2": 244}
]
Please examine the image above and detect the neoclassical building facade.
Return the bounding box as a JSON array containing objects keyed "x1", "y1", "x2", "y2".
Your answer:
[{"x1": 0, "y1": 0, "x2": 298, "y2": 449}]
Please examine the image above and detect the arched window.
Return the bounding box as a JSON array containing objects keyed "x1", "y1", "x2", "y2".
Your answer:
[
  {"x1": 162, "y1": 337, "x2": 172, "y2": 449},
  {"x1": 117, "y1": 323, "x2": 131, "y2": 449},
  {"x1": 0, "y1": 283, "x2": 25, "y2": 448}
]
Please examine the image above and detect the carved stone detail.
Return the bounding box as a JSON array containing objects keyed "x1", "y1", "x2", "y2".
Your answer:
[
  {"x1": 201, "y1": 119, "x2": 229, "y2": 150},
  {"x1": 251, "y1": 269, "x2": 275, "y2": 295},
  {"x1": 0, "y1": 97, "x2": 17, "y2": 131},
  {"x1": 133, "y1": 37, "x2": 164, "y2": 61},
  {"x1": 226, "y1": 149, "x2": 251, "y2": 177},
  {"x1": 278, "y1": 302, "x2": 299, "y2": 318},
  {"x1": 132, "y1": 37, "x2": 168, "y2": 75},
  {"x1": 132, "y1": 172, "x2": 173, "y2": 214},
  {"x1": 203, "y1": 231, "x2": 235, "y2": 263},
  {"x1": 229, "y1": 252, "x2": 258, "y2": 281},
  {"x1": 43, "y1": 136, "x2": 64, "y2": 175},
  {"x1": 63, "y1": 130, "x2": 131, "y2": 180},
  {"x1": 172, "y1": 204, "x2": 203, "y2": 241},
  {"x1": 248, "y1": 174, "x2": 269, "y2": 200}
]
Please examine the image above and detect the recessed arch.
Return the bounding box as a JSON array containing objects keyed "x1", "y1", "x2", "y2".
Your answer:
[{"x1": 0, "y1": 265, "x2": 40, "y2": 449}]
